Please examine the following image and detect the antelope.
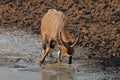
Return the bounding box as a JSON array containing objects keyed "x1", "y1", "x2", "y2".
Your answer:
[{"x1": 40, "y1": 9, "x2": 79, "y2": 64}]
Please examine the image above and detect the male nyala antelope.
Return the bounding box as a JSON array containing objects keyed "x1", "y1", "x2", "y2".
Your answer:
[{"x1": 40, "y1": 9, "x2": 79, "y2": 64}]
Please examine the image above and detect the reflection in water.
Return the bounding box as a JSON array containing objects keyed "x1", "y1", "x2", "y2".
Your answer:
[
  {"x1": 42, "y1": 71, "x2": 70, "y2": 80},
  {"x1": 41, "y1": 63, "x2": 71, "y2": 80},
  {"x1": 39, "y1": 59, "x2": 120, "y2": 80},
  {"x1": 0, "y1": 56, "x2": 119, "y2": 80}
]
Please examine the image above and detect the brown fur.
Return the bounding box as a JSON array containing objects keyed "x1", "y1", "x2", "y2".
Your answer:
[{"x1": 40, "y1": 9, "x2": 78, "y2": 64}]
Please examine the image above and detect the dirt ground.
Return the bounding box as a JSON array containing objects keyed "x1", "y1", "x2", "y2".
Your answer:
[{"x1": 0, "y1": 0, "x2": 120, "y2": 80}]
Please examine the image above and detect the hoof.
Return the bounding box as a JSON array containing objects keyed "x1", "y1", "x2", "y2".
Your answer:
[{"x1": 37, "y1": 60, "x2": 44, "y2": 66}]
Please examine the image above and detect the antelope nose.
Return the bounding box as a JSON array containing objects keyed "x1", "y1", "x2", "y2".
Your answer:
[{"x1": 68, "y1": 56, "x2": 72, "y2": 64}]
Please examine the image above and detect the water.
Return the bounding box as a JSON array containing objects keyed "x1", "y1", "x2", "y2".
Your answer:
[{"x1": 0, "y1": 55, "x2": 120, "y2": 80}]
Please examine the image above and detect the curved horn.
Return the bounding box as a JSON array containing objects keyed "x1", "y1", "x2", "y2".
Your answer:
[
  {"x1": 60, "y1": 32, "x2": 69, "y2": 48},
  {"x1": 71, "y1": 33, "x2": 80, "y2": 47}
]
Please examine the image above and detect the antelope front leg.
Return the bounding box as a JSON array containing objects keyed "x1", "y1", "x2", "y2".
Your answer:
[
  {"x1": 40, "y1": 47, "x2": 50, "y2": 63},
  {"x1": 41, "y1": 34, "x2": 46, "y2": 61},
  {"x1": 42, "y1": 49, "x2": 45, "y2": 60},
  {"x1": 57, "y1": 50, "x2": 61, "y2": 64}
]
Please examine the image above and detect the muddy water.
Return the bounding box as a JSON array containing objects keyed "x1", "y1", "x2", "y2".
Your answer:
[
  {"x1": 0, "y1": 29, "x2": 120, "y2": 80},
  {"x1": 0, "y1": 55, "x2": 120, "y2": 80},
  {"x1": 40, "y1": 60, "x2": 120, "y2": 80}
]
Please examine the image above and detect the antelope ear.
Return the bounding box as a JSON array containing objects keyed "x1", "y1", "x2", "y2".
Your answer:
[
  {"x1": 71, "y1": 33, "x2": 80, "y2": 47},
  {"x1": 60, "y1": 32, "x2": 69, "y2": 48}
]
